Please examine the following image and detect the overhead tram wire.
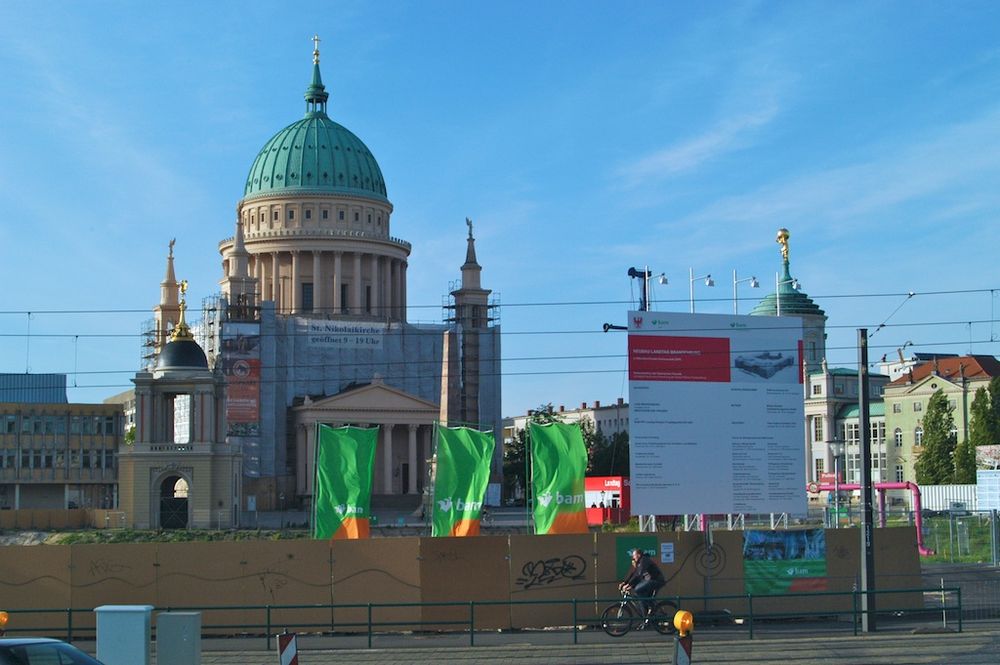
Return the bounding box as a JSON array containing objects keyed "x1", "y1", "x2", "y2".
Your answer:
[
  {"x1": 4, "y1": 316, "x2": 1000, "y2": 340},
  {"x1": 1, "y1": 284, "x2": 998, "y2": 316}
]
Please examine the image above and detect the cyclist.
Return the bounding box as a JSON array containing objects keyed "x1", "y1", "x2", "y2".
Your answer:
[{"x1": 619, "y1": 547, "x2": 665, "y2": 620}]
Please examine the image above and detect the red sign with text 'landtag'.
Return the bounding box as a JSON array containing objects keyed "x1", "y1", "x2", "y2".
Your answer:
[{"x1": 628, "y1": 335, "x2": 731, "y2": 382}]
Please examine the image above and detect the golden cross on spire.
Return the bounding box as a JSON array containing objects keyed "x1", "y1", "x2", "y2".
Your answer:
[{"x1": 312, "y1": 34, "x2": 321, "y2": 64}]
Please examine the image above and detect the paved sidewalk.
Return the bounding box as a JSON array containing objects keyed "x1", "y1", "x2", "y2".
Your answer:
[{"x1": 150, "y1": 623, "x2": 1000, "y2": 664}]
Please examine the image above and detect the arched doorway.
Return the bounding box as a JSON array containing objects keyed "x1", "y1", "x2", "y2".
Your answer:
[{"x1": 160, "y1": 475, "x2": 189, "y2": 529}]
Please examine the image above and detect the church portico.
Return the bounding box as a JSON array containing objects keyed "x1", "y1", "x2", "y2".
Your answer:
[{"x1": 291, "y1": 380, "x2": 438, "y2": 506}]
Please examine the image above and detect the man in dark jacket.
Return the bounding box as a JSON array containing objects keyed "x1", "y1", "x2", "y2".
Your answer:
[{"x1": 619, "y1": 547, "x2": 665, "y2": 617}]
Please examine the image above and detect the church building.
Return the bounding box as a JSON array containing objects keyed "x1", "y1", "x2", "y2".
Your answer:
[{"x1": 129, "y1": 39, "x2": 501, "y2": 525}]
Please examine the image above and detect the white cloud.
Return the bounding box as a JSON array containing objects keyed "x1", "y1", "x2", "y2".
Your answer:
[{"x1": 620, "y1": 102, "x2": 780, "y2": 185}]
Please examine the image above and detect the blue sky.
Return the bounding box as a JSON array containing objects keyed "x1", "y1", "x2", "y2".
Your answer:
[{"x1": 1, "y1": 2, "x2": 999, "y2": 416}]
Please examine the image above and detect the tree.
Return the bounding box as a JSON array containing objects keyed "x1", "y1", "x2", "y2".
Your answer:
[
  {"x1": 953, "y1": 438, "x2": 977, "y2": 483},
  {"x1": 502, "y1": 404, "x2": 561, "y2": 502},
  {"x1": 987, "y1": 376, "x2": 1000, "y2": 444},
  {"x1": 914, "y1": 390, "x2": 957, "y2": 484},
  {"x1": 968, "y1": 387, "x2": 992, "y2": 447}
]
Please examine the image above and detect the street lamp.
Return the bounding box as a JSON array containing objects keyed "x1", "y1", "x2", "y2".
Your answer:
[
  {"x1": 732, "y1": 270, "x2": 759, "y2": 315},
  {"x1": 829, "y1": 440, "x2": 845, "y2": 528},
  {"x1": 628, "y1": 266, "x2": 667, "y2": 312},
  {"x1": 689, "y1": 268, "x2": 714, "y2": 313},
  {"x1": 774, "y1": 273, "x2": 800, "y2": 316}
]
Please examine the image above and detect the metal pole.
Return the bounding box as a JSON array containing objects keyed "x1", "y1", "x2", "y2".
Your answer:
[
  {"x1": 775, "y1": 273, "x2": 781, "y2": 316},
  {"x1": 834, "y1": 456, "x2": 840, "y2": 529},
  {"x1": 733, "y1": 269, "x2": 739, "y2": 314},
  {"x1": 689, "y1": 267, "x2": 695, "y2": 313},
  {"x1": 858, "y1": 328, "x2": 876, "y2": 632}
]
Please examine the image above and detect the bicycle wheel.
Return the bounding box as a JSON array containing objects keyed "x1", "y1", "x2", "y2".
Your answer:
[
  {"x1": 651, "y1": 600, "x2": 678, "y2": 635},
  {"x1": 601, "y1": 602, "x2": 637, "y2": 637}
]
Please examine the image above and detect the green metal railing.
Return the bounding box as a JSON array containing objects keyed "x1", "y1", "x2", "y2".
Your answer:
[{"x1": 0, "y1": 585, "x2": 961, "y2": 648}]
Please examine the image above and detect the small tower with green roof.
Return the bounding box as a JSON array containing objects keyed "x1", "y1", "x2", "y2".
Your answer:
[{"x1": 750, "y1": 228, "x2": 827, "y2": 375}]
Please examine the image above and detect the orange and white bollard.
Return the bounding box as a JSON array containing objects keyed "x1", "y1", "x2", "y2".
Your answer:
[
  {"x1": 277, "y1": 630, "x2": 298, "y2": 665},
  {"x1": 672, "y1": 610, "x2": 694, "y2": 665}
]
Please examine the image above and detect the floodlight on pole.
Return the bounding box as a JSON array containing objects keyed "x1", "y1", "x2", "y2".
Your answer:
[
  {"x1": 733, "y1": 270, "x2": 759, "y2": 315},
  {"x1": 628, "y1": 266, "x2": 667, "y2": 312},
  {"x1": 689, "y1": 267, "x2": 714, "y2": 313},
  {"x1": 774, "y1": 273, "x2": 800, "y2": 316}
]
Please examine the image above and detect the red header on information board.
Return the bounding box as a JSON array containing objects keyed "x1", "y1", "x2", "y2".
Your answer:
[{"x1": 628, "y1": 335, "x2": 731, "y2": 383}]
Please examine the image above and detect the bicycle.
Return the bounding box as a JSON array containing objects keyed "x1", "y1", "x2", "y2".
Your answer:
[{"x1": 600, "y1": 587, "x2": 677, "y2": 637}]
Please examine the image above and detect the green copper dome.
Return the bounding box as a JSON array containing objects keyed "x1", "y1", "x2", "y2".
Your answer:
[
  {"x1": 750, "y1": 263, "x2": 826, "y2": 318},
  {"x1": 242, "y1": 58, "x2": 387, "y2": 203}
]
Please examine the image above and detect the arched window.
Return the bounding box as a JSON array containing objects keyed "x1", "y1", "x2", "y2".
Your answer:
[
  {"x1": 914, "y1": 427, "x2": 923, "y2": 446},
  {"x1": 894, "y1": 428, "x2": 903, "y2": 446}
]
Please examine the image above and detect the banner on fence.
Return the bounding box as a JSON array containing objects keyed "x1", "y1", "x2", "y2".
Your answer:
[{"x1": 742, "y1": 529, "x2": 828, "y2": 595}]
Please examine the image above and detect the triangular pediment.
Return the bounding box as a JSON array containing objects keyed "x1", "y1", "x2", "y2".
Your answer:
[{"x1": 293, "y1": 381, "x2": 439, "y2": 415}]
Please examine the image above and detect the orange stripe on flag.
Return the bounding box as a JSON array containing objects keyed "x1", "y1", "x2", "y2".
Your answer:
[
  {"x1": 332, "y1": 517, "x2": 370, "y2": 540},
  {"x1": 544, "y1": 510, "x2": 589, "y2": 534}
]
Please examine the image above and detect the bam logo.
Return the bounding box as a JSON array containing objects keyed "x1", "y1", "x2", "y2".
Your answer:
[
  {"x1": 334, "y1": 504, "x2": 364, "y2": 516},
  {"x1": 437, "y1": 498, "x2": 453, "y2": 512},
  {"x1": 537, "y1": 492, "x2": 553, "y2": 507}
]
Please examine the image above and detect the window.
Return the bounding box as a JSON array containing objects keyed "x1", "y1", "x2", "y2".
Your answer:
[
  {"x1": 892, "y1": 403, "x2": 902, "y2": 413},
  {"x1": 322, "y1": 209, "x2": 329, "y2": 220},
  {"x1": 894, "y1": 427, "x2": 903, "y2": 446},
  {"x1": 871, "y1": 421, "x2": 885, "y2": 444},
  {"x1": 365, "y1": 286, "x2": 372, "y2": 314},
  {"x1": 895, "y1": 464, "x2": 904, "y2": 482},
  {"x1": 915, "y1": 427, "x2": 923, "y2": 446},
  {"x1": 288, "y1": 209, "x2": 295, "y2": 220},
  {"x1": 846, "y1": 453, "x2": 861, "y2": 483},
  {"x1": 812, "y1": 417, "x2": 823, "y2": 443},
  {"x1": 845, "y1": 422, "x2": 860, "y2": 445},
  {"x1": 812, "y1": 384, "x2": 822, "y2": 396},
  {"x1": 302, "y1": 283, "x2": 314, "y2": 312},
  {"x1": 354, "y1": 211, "x2": 359, "y2": 221},
  {"x1": 338, "y1": 210, "x2": 345, "y2": 221},
  {"x1": 4, "y1": 415, "x2": 15, "y2": 434},
  {"x1": 814, "y1": 458, "x2": 825, "y2": 481},
  {"x1": 367, "y1": 213, "x2": 371, "y2": 223},
  {"x1": 273, "y1": 210, "x2": 278, "y2": 221},
  {"x1": 305, "y1": 209, "x2": 312, "y2": 220},
  {"x1": 340, "y1": 284, "x2": 350, "y2": 313},
  {"x1": 913, "y1": 402, "x2": 922, "y2": 412}
]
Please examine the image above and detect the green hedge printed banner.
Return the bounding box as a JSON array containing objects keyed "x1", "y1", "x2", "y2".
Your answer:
[
  {"x1": 432, "y1": 425, "x2": 495, "y2": 537},
  {"x1": 529, "y1": 421, "x2": 589, "y2": 534},
  {"x1": 312, "y1": 424, "x2": 379, "y2": 540}
]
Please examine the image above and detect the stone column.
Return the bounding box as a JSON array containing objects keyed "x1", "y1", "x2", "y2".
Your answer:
[
  {"x1": 297, "y1": 423, "x2": 308, "y2": 496},
  {"x1": 313, "y1": 251, "x2": 324, "y2": 315},
  {"x1": 353, "y1": 253, "x2": 363, "y2": 316},
  {"x1": 390, "y1": 260, "x2": 400, "y2": 320},
  {"x1": 271, "y1": 253, "x2": 281, "y2": 312},
  {"x1": 371, "y1": 255, "x2": 380, "y2": 318},
  {"x1": 382, "y1": 424, "x2": 393, "y2": 494},
  {"x1": 332, "y1": 251, "x2": 342, "y2": 314},
  {"x1": 401, "y1": 262, "x2": 407, "y2": 321},
  {"x1": 291, "y1": 251, "x2": 301, "y2": 313},
  {"x1": 408, "y1": 424, "x2": 418, "y2": 494},
  {"x1": 259, "y1": 254, "x2": 269, "y2": 301},
  {"x1": 382, "y1": 257, "x2": 391, "y2": 320}
]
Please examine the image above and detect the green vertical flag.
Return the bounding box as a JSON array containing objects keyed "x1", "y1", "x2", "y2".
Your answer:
[
  {"x1": 432, "y1": 425, "x2": 495, "y2": 537},
  {"x1": 312, "y1": 424, "x2": 379, "y2": 540},
  {"x1": 529, "y1": 421, "x2": 589, "y2": 534}
]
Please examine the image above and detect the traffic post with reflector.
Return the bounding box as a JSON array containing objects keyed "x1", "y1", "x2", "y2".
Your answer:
[
  {"x1": 277, "y1": 630, "x2": 298, "y2": 665},
  {"x1": 673, "y1": 610, "x2": 694, "y2": 665}
]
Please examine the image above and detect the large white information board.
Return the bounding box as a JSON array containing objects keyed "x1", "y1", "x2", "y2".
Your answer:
[{"x1": 627, "y1": 311, "x2": 806, "y2": 515}]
